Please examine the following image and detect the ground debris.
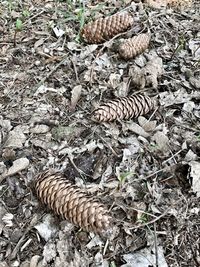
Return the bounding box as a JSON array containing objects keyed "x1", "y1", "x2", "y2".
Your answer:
[{"x1": 0, "y1": 0, "x2": 199, "y2": 266}]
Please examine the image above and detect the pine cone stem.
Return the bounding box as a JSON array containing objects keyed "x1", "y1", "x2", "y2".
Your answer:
[
  {"x1": 35, "y1": 171, "x2": 111, "y2": 233},
  {"x1": 92, "y1": 94, "x2": 156, "y2": 122}
]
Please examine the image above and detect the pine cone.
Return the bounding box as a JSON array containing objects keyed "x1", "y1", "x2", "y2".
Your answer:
[
  {"x1": 119, "y1": 33, "x2": 150, "y2": 60},
  {"x1": 81, "y1": 13, "x2": 134, "y2": 44},
  {"x1": 144, "y1": 0, "x2": 192, "y2": 9},
  {"x1": 167, "y1": 0, "x2": 192, "y2": 9},
  {"x1": 92, "y1": 94, "x2": 156, "y2": 122},
  {"x1": 35, "y1": 170, "x2": 111, "y2": 233}
]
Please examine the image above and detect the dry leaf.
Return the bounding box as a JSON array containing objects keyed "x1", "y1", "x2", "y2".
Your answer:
[
  {"x1": 189, "y1": 161, "x2": 200, "y2": 197},
  {"x1": 70, "y1": 85, "x2": 82, "y2": 110},
  {"x1": 0, "y1": 158, "x2": 30, "y2": 182}
]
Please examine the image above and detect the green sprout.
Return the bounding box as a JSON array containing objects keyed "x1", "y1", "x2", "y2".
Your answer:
[
  {"x1": 118, "y1": 171, "x2": 133, "y2": 185},
  {"x1": 197, "y1": 133, "x2": 200, "y2": 141},
  {"x1": 110, "y1": 261, "x2": 117, "y2": 267},
  {"x1": 138, "y1": 213, "x2": 148, "y2": 224},
  {"x1": 22, "y1": 9, "x2": 30, "y2": 18},
  {"x1": 15, "y1": 18, "x2": 23, "y2": 31}
]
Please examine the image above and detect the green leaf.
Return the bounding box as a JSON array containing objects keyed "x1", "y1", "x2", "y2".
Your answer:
[
  {"x1": 110, "y1": 261, "x2": 117, "y2": 267},
  {"x1": 22, "y1": 10, "x2": 30, "y2": 17},
  {"x1": 16, "y1": 18, "x2": 23, "y2": 31},
  {"x1": 118, "y1": 171, "x2": 133, "y2": 184}
]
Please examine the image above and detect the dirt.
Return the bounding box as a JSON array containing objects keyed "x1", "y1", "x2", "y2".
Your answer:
[{"x1": 0, "y1": 0, "x2": 200, "y2": 266}]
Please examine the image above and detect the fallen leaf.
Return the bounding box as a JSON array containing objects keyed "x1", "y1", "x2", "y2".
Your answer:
[
  {"x1": 189, "y1": 161, "x2": 200, "y2": 197},
  {"x1": 121, "y1": 246, "x2": 168, "y2": 267},
  {"x1": 152, "y1": 131, "x2": 170, "y2": 153},
  {"x1": 35, "y1": 214, "x2": 58, "y2": 241},
  {"x1": 0, "y1": 158, "x2": 30, "y2": 182},
  {"x1": 5, "y1": 126, "x2": 26, "y2": 148},
  {"x1": 70, "y1": 85, "x2": 82, "y2": 110}
]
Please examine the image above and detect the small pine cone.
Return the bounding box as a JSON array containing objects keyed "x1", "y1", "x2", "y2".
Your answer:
[
  {"x1": 92, "y1": 94, "x2": 156, "y2": 122},
  {"x1": 144, "y1": 0, "x2": 192, "y2": 9},
  {"x1": 119, "y1": 33, "x2": 150, "y2": 60},
  {"x1": 81, "y1": 13, "x2": 134, "y2": 44},
  {"x1": 167, "y1": 0, "x2": 192, "y2": 9},
  {"x1": 35, "y1": 170, "x2": 111, "y2": 233}
]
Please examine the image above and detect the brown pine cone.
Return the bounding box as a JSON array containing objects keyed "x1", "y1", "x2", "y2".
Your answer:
[
  {"x1": 92, "y1": 94, "x2": 156, "y2": 122},
  {"x1": 35, "y1": 170, "x2": 111, "y2": 233},
  {"x1": 167, "y1": 0, "x2": 192, "y2": 9},
  {"x1": 81, "y1": 13, "x2": 134, "y2": 44},
  {"x1": 119, "y1": 33, "x2": 150, "y2": 60},
  {"x1": 144, "y1": 0, "x2": 192, "y2": 9}
]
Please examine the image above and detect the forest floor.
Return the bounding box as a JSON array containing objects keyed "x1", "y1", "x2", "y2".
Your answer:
[{"x1": 0, "y1": 0, "x2": 200, "y2": 266}]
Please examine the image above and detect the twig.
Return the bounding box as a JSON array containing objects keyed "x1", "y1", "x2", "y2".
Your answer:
[
  {"x1": 154, "y1": 223, "x2": 159, "y2": 267},
  {"x1": 32, "y1": 55, "x2": 70, "y2": 94},
  {"x1": 162, "y1": 149, "x2": 182, "y2": 165},
  {"x1": 71, "y1": 58, "x2": 80, "y2": 82},
  {"x1": 134, "y1": 167, "x2": 166, "y2": 182},
  {"x1": 128, "y1": 208, "x2": 170, "y2": 230},
  {"x1": 10, "y1": 214, "x2": 39, "y2": 260}
]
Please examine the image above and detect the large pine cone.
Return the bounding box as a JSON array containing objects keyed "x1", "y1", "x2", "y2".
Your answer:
[
  {"x1": 119, "y1": 33, "x2": 150, "y2": 60},
  {"x1": 92, "y1": 94, "x2": 156, "y2": 122},
  {"x1": 35, "y1": 170, "x2": 111, "y2": 233},
  {"x1": 81, "y1": 13, "x2": 134, "y2": 44}
]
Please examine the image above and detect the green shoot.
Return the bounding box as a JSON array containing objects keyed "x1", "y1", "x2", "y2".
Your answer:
[
  {"x1": 118, "y1": 171, "x2": 133, "y2": 185},
  {"x1": 110, "y1": 261, "x2": 117, "y2": 267},
  {"x1": 22, "y1": 9, "x2": 30, "y2": 18},
  {"x1": 15, "y1": 18, "x2": 23, "y2": 31},
  {"x1": 138, "y1": 213, "x2": 148, "y2": 224}
]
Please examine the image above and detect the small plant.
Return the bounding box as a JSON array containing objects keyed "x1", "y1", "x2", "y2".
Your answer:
[
  {"x1": 138, "y1": 213, "x2": 148, "y2": 224},
  {"x1": 22, "y1": 9, "x2": 30, "y2": 18},
  {"x1": 13, "y1": 9, "x2": 30, "y2": 47},
  {"x1": 14, "y1": 18, "x2": 23, "y2": 47},
  {"x1": 118, "y1": 171, "x2": 134, "y2": 185},
  {"x1": 149, "y1": 143, "x2": 159, "y2": 152},
  {"x1": 196, "y1": 133, "x2": 200, "y2": 142},
  {"x1": 110, "y1": 261, "x2": 117, "y2": 267},
  {"x1": 16, "y1": 18, "x2": 23, "y2": 31},
  {"x1": 74, "y1": 4, "x2": 85, "y2": 42}
]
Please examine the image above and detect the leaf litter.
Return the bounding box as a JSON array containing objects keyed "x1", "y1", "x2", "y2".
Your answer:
[{"x1": 0, "y1": 0, "x2": 200, "y2": 266}]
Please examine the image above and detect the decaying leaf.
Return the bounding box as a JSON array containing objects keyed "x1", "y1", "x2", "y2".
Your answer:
[
  {"x1": 189, "y1": 161, "x2": 200, "y2": 197},
  {"x1": 121, "y1": 246, "x2": 168, "y2": 267},
  {"x1": 129, "y1": 56, "x2": 163, "y2": 89},
  {"x1": 144, "y1": 0, "x2": 167, "y2": 9},
  {"x1": 0, "y1": 158, "x2": 30, "y2": 182},
  {"x1": 159, "y1": 89, "x2": 200, "y2": 107},
  {"x1": 152, "y1": 131, "x2": 170, "y2": 153},
  {"x1": 70, "y1": 85, "x2": 82, "y2": 110},
  {"x1": 34, "y1": 214, "x2": 58, "y2": 241},
  {"x1": 4, "y1": 126, "x2": 27, "y2": 148}
]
